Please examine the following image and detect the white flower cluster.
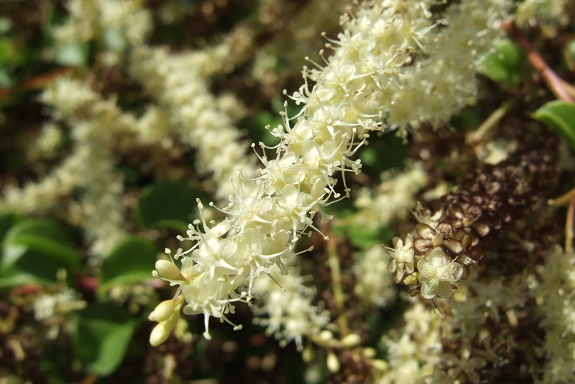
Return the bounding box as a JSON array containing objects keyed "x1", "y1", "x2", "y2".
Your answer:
[
  {"x1": 354, "y1": 245, "x2": 396, "y2": 308},
  {"x1": 1, "y1": 40, "x2": 256, "y2": 255},
  {"x1": 384, "y1": 206, "x2": 465, "y2": 300},
  {"x1": 33, "y1": 288, "x2": 86, "y2": 322},
  {"x1": 0, "y1": 80, "x2": 130, "y2": 258},
  {"x1": 41, "y1": 80, "x2": 136, "y2": 257},
  {"x1": 252, "y1": 263, "x2": 330, "y2": 350},
  {"x1": 53, "y1": 0, "x2": 152, "y2": 62},
  {"x1": 152, "y1": 0, "x2": 512, "y2": 341},
  {"x1": 379, "y1": 302, "x2": 442, "y2": 384},
  {"x1": 533, "y1": 246, "x2": 575, "y2": 384},
  {"x1": 156, "y1": 0, "x2": 444, "y2": 339},
  {"x1": 354, "y1": 162, "x2": 428, "y2": 229},
  {"x1": 129, "y1": 46, "x2": 257, "y2": 200},
  {"x1": 387, "y1": 0, "x2": 511, "y2": 129},
  {"x1": 33, "y1": 288, "x2": 87, "y2": 339}
]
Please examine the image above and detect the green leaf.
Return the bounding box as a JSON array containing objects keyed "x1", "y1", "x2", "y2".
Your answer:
[
  {"x1": 565, "y1": 39, "x2": 575, "y2": 71},
  {"x1": 532, "y1": 100, "x2": 575, "y2": 151},
  {"x1": 74, "y1": 303, "x2": 139, "y2": 376},
  {"x1": 99, "y1": 236, "x2": 158, "y2": 292},
  {"x1": 478, "y1": 38, "x2": 525, "y2": 87},
  {"x1": 345, "y1": 222, "x2": 392, "y2": 249},
  {"x1": 135, "y1": 181, "x2": 207, "y2": 230},
  {"x1": 0, "y1": 212, "x2": 20, "y2": 243},
  {"x1": 359, "y1": 134, "x2": 408, "y2": 177},
  {"x1": 0, "y1": 219, "x2": 79, "y2": 287}
]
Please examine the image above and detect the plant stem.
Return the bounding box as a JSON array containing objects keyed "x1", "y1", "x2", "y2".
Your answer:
[
  {"x1": 327, "y1": 236, "x2": 350, "y2": 336},
  {"x1": 504, "y1": 22, "x2": 574, "y2": 103},
  {"x1": 466, "y1": 101, "x2": 511, "y2": 143},
  {"x1": 549, "y1": 187, "x2": 575, "y2": 206},
  {"x1": 567, "y1": 198, "x2": 575, "y2": 252}
]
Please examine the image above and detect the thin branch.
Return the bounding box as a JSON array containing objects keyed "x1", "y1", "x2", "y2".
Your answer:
[{"x1": 504, "y1": 22, "x2": 574, "y2": 103}]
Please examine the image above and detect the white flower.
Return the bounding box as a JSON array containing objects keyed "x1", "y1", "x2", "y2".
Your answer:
[
  {"x1": 354, "y1": 245, "x2": 396, "y2": 307},
  {"x1": 417, "y1": 247, "x2": 463, "y2": 299},
  {"x1": 385, "y1": 235, "x2": 415, "y2": 282},
  {"x1": 252, "y1": 263, "x2": 330, "y2": 350}
]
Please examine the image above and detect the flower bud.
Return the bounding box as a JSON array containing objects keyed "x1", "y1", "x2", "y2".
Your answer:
[
  {"x1": 302, "y1": 345, "x2": 314, "y2": 363},
  {"x1": 148, "y1": 299, "x2": 176, "y2": 322},
  {"x1": 155, "y1": 260, "x2": 183, "y2": 280},
  {"x1": 341, "y1": 333, "x2": 361, "y2": 348},
  {"x1": 372, "y1": 359, "x2": 388, "y2": 372},
  {"x1": 403, "y1": 273, "x2": 418, "y2": 285},
  {"x1": 363, "y1": 347, "x2": 376, "y2": 358},
  {"x1": 149, "y1": 321, "x2": 172, "y2": 347},
  {"x1": 319, "y1": 330, "x2": 333, "y2": 342},
  {"x1": 327, "y1": 351, "x2": 340, "y2": 373}
]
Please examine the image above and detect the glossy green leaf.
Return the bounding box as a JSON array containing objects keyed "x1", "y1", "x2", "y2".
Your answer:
[
  {"x1": 74, "y1": 303, "x2": 139, "y2": 376},
  {"x1": 135, "y1": 181, "x2": 207, "y2": 230},
  {"x1": 532, "y1": 100, "x2": 575, "y2": 151},
  {"x1": 99, "y1": 236, "x2": 158, "y2": 292},
  {"x1": 478, "y1": 38, "x2": 525, "y2": 87},
  {"x1": 0, "y1": 219, "x2": 79, "y2": 287},
  {"x1": 0, "y1": 212, "x2": 19, "y2": 243}
]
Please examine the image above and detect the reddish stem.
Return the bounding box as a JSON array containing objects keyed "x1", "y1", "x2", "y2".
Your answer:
[
  {"x1": 567, "y1": 198, "x2": 575, "y2": 253},
  {"x1": 0, "y1": 67, "x2": 73, "y2": 100},
  {"x1": 503, "y1": 22, "x2": 574, "y2": 103}
]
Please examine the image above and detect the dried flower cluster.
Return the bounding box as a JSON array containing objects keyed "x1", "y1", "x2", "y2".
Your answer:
[{"x1": 386, "y1": 138, "x2": 557, "y2": 299}]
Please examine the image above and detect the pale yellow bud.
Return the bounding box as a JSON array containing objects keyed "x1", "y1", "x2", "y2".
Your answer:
[
  {"x1": 341, "y1": 333, "x2": 361, "y2": 348},
  {"x1": 327, "y1": 351, "x2": 340, "y2": 373},
  {"x1": 371, "y1": 359, "x2": 388, "y2": 372},
  {"x1": 319, "y1": 330, "x2": 333, "y2": 342},
  {"x1": 154, "y1": 260, "x2": 183, "y2": 280},
  {"x1": 302, "y1": 345, "x2": 314, "y2": 363},
  {"x1": 149, "y1": 321, "x2": 172, "y2": 347},
  {"x1": 403, "y1": 273, "x2": 418, "y2": 286},
  {"x1": 363, "y1": 347, "x2": 376, "y2": 358},
  {"x1": 148, "y1": 299, "x2": 176, "y2": 322}
]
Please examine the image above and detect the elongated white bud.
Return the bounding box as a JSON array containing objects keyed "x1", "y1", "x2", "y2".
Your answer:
[
  {"x1": 149, "y1": 321, "x2": 172, "y2": 347},
  {"x1": 154, "y1": 260, "x2": 183, "y2": 280},
  {"x1": 341, "y1": 333, "x2": 361, "y2": 348},
  {"x1": 148, "y1": 299, "x2": 176, "y2": 322},
  {"x1": 327, "y1": 351, "x2": 340, "y2": 373}
]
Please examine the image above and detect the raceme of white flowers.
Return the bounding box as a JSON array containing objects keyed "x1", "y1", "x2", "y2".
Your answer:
[
  {"x1": 354, "y1": 161, "x2": 427, "y2": 229},
  {"x1": 353, "y1": 245, "x2": 396, "y2": 308},
  {"x1": 378, "y1": 302, "x2": 442, "y2": 384},
  {"x1": 532, "y1": 246, "x2": 575, "y2": 384},
  {"x1": 0, "y1": 44, "x2": 253, "y2": 259},
  {"x1": 150, "y1": 0, "x2": 512, "y2": 343},
  {"x1": 252, "y1": 261, "x2": 330, "y2": 351},
  {"x1": 53, "y1": 0, "x2": 152, "y2": 64},
  {"x1": 129, "y1": 45, "x2": 258, "y2": 201}
]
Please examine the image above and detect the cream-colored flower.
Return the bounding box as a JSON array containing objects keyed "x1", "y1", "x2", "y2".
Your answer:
[
  {"x1": 417, "y1": 247, "x2": 463, "y2": 299},
  {"x1": 385, "y1": 235, "x2": 415, "y2": 282}
]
